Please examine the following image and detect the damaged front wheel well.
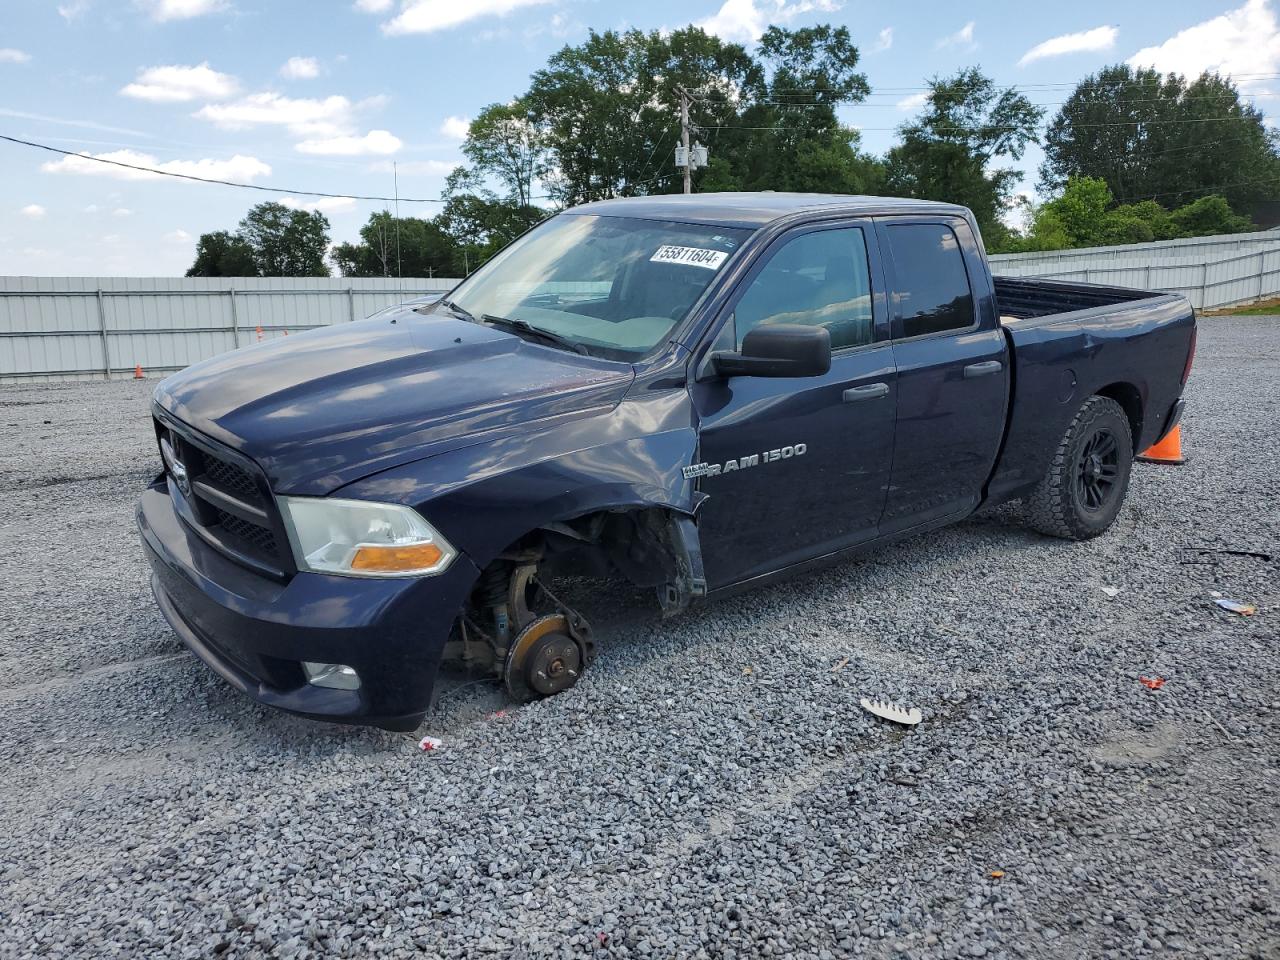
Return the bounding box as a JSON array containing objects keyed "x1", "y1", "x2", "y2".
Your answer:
[{"x1": 488, "y1": 506, "x2": 707, "y2": 616}]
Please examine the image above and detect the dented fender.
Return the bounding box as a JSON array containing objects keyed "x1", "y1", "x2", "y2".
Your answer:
[{"x1": 336, "y1": 387, "x2": 702, "y2": 571}]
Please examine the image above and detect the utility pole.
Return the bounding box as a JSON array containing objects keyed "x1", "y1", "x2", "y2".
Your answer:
[{"x1": 678, "y1": 86, "x2": 692, "y2": 195}]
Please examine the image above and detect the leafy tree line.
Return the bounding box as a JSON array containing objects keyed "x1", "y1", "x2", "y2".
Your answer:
[
  {"x1": 187, "y1": 202, "x2": 330, "y2": 277},
  {"x1": 189, "y1": 28, "x2": 1280, "y2": 277}
]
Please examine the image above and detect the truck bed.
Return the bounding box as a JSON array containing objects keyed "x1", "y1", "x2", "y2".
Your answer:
[
  {"x1": 994, "y1": 275, "x2": 1153, "y2": 322},
  {"x1": 984, "y1": 275, "x2": 1196, "y2": 508}
]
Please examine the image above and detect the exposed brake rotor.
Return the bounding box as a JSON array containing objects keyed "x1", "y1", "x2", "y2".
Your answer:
[{"x1": 503, "y1": 612, "x2": 592, "y2": 702}]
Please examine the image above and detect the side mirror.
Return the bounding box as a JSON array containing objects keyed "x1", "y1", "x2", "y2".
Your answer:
[{"x1": 711, "y1": 324, "x2": 832, "y2": 379}]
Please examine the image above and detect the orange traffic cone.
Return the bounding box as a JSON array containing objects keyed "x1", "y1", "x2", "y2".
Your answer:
[
  {"x1": 133, "y1": 364, "x2": 144, "y2": 380},
  {"x1": 256, "y1": 325, "x2": 264, "y2": 342},
  {"x1": 1137, "y1": 425, "x2": 1185, "y2": 465}
]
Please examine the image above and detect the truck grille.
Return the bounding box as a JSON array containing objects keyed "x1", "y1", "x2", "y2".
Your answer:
[
  {"x1": 154, "y1": 413, "x2": 292, "y2": 578},
  {"x1": 203, "y1": 457, "x2": 263, "y2": 505}
]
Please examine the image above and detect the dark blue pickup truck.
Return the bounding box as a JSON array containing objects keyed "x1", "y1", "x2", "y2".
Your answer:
[{"x1": 138, "y1": 193, "x2": 1196, "y2": 730}]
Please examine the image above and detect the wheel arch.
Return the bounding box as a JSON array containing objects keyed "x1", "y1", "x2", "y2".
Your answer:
[{"x1": 1094, "y1": 381, "x2": 1143, "y2": 451}]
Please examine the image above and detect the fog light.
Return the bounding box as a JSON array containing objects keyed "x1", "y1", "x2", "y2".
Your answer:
[{"x1": 302, "y1": 661, "x2": 361, "y2": 691}]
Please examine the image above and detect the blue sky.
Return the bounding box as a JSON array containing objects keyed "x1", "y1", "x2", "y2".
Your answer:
[{"x1": 1, "y1": 0, "x2": 1276, "y2": 275}]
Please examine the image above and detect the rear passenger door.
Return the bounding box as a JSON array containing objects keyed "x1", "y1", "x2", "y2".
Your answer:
[{"x1": 877, "y1": 217, "x2": 1009, "y2": 532}]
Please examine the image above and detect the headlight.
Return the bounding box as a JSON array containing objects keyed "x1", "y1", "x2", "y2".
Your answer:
[{"x1": 278, "y1": 496, "x2": 456, "y2": 578}]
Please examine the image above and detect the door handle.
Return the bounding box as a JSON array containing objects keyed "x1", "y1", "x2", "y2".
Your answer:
[
  {"x1": 843, "y1": 383, "x2": 889, "y2": 402},
  {"x1": 963, "y1": 360, "x2": 1003, "y2": 379}
]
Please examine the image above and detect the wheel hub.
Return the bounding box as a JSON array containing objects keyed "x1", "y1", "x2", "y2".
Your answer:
[
  {"x1": 503, "y1": 613, "x2": 588, "y2": 702},
  {"x1": 1076, "y1": 428, "x2": 1120, "y2": 511}
]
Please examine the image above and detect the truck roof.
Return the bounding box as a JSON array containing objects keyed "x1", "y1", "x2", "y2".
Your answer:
[{"x1": 566, "y1": 192, "x2": 970, "y2": 229}]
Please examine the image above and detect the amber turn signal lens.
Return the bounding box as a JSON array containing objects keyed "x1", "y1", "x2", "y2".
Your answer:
[{"x1": 350, "y1": 542, "x2": 444, "y2": 572}]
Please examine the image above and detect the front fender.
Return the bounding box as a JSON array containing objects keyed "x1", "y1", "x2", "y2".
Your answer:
[{"x1": 337, "y1": 389, "x2": 699, "y2": 568}]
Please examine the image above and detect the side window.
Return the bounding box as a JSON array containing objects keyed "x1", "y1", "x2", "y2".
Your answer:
[
  {"x1": 733, "y1": 227, "x2": 874, "y2": 351},
  {"x1": 886, "y1": 223, "x2": 975, "y2": 338}
]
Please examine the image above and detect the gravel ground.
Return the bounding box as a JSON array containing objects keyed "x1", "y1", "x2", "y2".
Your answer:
[{"x1": 0, "y1": 315, "x2": 1277, "y2": 960}]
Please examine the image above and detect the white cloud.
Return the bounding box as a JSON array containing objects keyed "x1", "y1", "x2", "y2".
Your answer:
[
  {"x1": 280, "y1": 56, "x2": 320, "y2": 80},
  {"x1": 1019, "y1": 25, "x2": 1117, "y2": 66},
  {"x1": 113, "y1": 207, "x2": 133, "y2": 217},
  {"x1": 280, "y1": 196, "x2": 357, "y2": 213},
  {"x1": 896, "y1": 91, "x2": 929, "y2": 111},
  {"x1": 382, "y1": 0, "x2": 552, "y2": 35},
  {"x1": 194, "y1": 93, "x2": 357, "y2": 138},
  {"x1": 121, "y1": 62, "x2": 239, "y2": 103},
  {"x1": 1128, "y1": 0, "x2": 1280, "y2": 88},
  {"x1": 872, "y1": 27, "x2": 892, "y2": 53},
  {"x1": 83, "y1": 204, "x2": 100, "y2": 213},
  {"x1": 440, "y1": 115, "x2": 470, "y2": 140},
  {"x1": 354, "y1": 0, "x2": 392, "y2": 10},
  {"x1": 58, "y1": 1, "x2": 91, "y2": 20},
  {"x1": 697, "y1": 0, "x2": 842, "y2": 43},
  {"x1": 0, "y1": 49, "x2": 32, "y2": 64},
  {"x1": 21, "y1": 204, "x2": 46, "y2": 219},
  {"x1": 137, "y1": 0, "x2": 227, "y2": 21},
  {"x1": 295, "y1": 129, "x2": 403, "y2": 156},
  {"x1": 936, "y1": 21, "x2": 976, "y2": 50},
  {"x1": 41, "y1": 149, "x2": 271, "y2": 183},
  {"x1": 164, "y1": 229, "x2": 192, "y2": 243}
]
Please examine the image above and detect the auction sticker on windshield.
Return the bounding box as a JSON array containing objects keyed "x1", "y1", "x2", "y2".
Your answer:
[{"x1": 650, "y1": 245, "x2": 728, "y2": 270}]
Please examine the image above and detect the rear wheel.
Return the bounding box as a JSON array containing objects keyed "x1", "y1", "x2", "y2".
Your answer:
[{"x1": 1023, "y1": 395, "x2": 1134, "y2": 540}]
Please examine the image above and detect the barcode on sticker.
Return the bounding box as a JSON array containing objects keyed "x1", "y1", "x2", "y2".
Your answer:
[{"x1": 650, "y1": 245, "x2": 728, "y2": 270}]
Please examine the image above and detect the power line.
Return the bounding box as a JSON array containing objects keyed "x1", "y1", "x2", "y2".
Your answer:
[
  {"x1": 2, "y1": 133, "x2": 559, "y2": 205},
  {"x1": 699, "y1": 92, "x2": 1280, "y2": 110},
  {"x1": 701, "y1": 114, "x2": 1279, "y2": 134},
  {"x1": 747, "y1": 72, "x2": 1280, "y2": 96},
  {"x1": 1113, "y1": 174, "x2": 1280, "y2": 203}
]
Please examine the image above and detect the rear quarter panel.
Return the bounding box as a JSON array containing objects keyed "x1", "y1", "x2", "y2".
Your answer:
[{"x1": 987, "y1": 293, "x2": 1195, "y2": 505}]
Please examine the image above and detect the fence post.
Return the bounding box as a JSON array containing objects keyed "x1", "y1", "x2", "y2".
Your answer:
[
  {"x1": 96, "y1": 288, "x2": 111, "y2": 381},
  {"x1": 1258, "y1": 252, "x2": 1266, "y2": 303},
  {"x1": 1144, "y1": 265, "x2": 1152, "y2": 290},
  {"x1": 1202, "y1": 263, "x2": 1209, "y2": 311},
  {"x1": 348, "y1": 286, "x2": 356, "y2": 322},
  {"x1": 229, "y1": 287, "x2": 241, "y2": 347}
]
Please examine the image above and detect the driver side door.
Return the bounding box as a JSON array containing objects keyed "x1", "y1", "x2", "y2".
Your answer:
[{"x1": 689, "y1": 220, "x2": 898, "y2": 589}]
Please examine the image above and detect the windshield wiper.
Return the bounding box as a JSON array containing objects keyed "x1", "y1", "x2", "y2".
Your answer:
[
  {"x1": 438, "y1": 298, "x2": 477, "y2": 322},
  {"x1": 481, "y1": 314, "x2": 590, "y2": 356}
]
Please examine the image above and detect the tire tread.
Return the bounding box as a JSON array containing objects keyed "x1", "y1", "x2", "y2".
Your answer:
[{"x1": 1023, "y1": 395, "x2": 1133, "y2": 541}]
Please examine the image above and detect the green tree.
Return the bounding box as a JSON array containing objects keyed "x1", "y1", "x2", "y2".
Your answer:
[
  {"x1": 186, "y1": 230, "x2": 257, "y2": 277},
  {"x1": 711, "y1": 25, "x2": 882, "y2": 194},
  {"x1": 1167, "y1": 194, "x2": 1253, "y2": 236},
  {"x1": 462, "y1": 102, "x2": 546, "y2": 207},
  {"x1": 1040, "y1": 65, "x2": 1280, "y2": 212},
  {"x1": 436, "y1": 193, "x2": 547, "y2": 275},
  {"x1": 1005, "y1": 177, "x2": 1255, "y2": 252},
  {"x1": 236, "y1": 202, "x2": 331, "y2": 277},
  {"x1": 521, "y1": 27, "x2": 763, "y2": 203},
  {"x1": 330, "y1": 211, "x2": 459, "y2": 278},
  {"x1": 884, "y1": 68, "x2": 1043, "y2": 247}
]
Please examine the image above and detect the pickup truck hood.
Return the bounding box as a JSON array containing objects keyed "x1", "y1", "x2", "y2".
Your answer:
[{"x1": 154, "y1": 311, "x2": 635, "y2": 495}]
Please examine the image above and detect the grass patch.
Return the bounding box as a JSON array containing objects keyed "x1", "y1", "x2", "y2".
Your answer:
[{"x1": 1201, "y1": 298, "x2": 1280, "y2": 317}]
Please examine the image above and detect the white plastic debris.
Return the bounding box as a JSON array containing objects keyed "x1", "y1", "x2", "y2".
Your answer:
[
  {"x1": 1215, "y1": 598, "x2": 1257, "y2": 616},
  {"x1": 418, "y1": 735, "x2": 443, "y2": 751},
  {"x1": 1100, "y1": 586, "x2": 1122, "y2": 598},
  {"x1": 860, "y1": 698, "x2": 922, "y2": 726}
]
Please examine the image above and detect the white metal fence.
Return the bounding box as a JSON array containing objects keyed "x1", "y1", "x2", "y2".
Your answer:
[
  {"x1": 3, "y1": 231, "x2": 1278, "y2": 382},
  {"x1": 989, "y1": 230, "x2": 1280, "y2": 310},
  {"x1": 0, "y1": 276, "x2": 459, "y2": 383}
]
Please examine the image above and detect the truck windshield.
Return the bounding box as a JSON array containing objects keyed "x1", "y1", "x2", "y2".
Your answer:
[{"x1": 439, "y1": 214, "x2": 753, "y2": 360}]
